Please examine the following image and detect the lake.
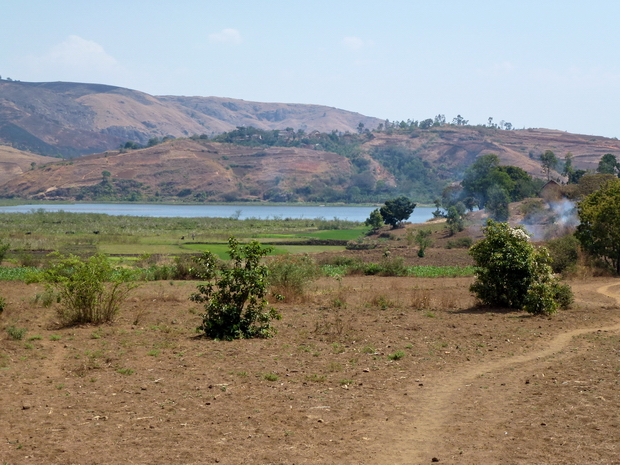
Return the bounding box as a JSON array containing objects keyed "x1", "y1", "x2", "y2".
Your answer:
[{"x1": 0, "y1": 203, "x2": 438, "y2": 223}]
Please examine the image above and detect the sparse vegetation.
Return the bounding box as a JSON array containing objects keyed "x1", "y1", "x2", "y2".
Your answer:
[
  {"x1": 267, "y1": 254, "x2": 321, "y2": 301},
  {"x1": 6, "y1": 325, "x2": 27, "y2": 340},
  {"x1": 30, "y1": 253, "x2": 137, "y2": 326}
]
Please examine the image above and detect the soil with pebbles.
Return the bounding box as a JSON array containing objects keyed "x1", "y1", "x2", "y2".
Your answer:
[{"x1": 1, "y1": 269, "x2": 619, "y2": 464}]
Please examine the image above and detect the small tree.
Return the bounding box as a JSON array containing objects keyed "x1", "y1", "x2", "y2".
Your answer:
[
  {"x1": 469, "y1": 220, "x2": 572, "y2": 315},
  {"x1": 414, "y1": 229, "x2": 433, "y2": 257},
  {"x1": 485, "y1": 186, "x2": 510, "y2": 222},
  {"x1": 191, "y1": 237, "x2": 281, "y2": 340},
  {"x1": 575, "y1": 178, "x2": 620, "y2": 273},
  {"x1": 445, "y1": 204, "x2": 465, "y2": 236},
  {"x1": 596, "y1": 153, "x2": 619, "y2": 176},
  {"x1": 380, "y1": 196, "x2": 416, "y2": 228},
  {"x1": 364, "y1": 208, "x2": 384, "y2": 231},
  {"x1": 32, "y1": 253, "x2": 137, "y2": 325},
  {"x1": 540, "y1": 150, "x2": 558, "y2": 180}
]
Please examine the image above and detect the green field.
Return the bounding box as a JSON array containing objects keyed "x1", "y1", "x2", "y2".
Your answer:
[{"x1": 0, "y1": 210, "x2": 365, "y2": 261}]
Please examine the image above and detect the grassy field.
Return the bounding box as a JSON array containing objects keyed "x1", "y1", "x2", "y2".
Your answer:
[{"x1": 0, "y1": 210, "x2": 367, "y2": 260}]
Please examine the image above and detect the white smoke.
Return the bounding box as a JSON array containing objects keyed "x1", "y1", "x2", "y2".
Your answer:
[
  {"x1": 548, "y1": 198, "x2": 579, "y2": 229},
  {"x1": 522, "y1": 198, "x2": 578, "y2": 241}
]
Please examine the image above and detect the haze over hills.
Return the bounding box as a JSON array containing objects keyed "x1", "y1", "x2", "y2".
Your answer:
[
  {"x1": 1, "y1": 79, "x2": 620, "y2": 204},
  {"x1": 0, "y1": 80, "x2": 383, "y2": 157}
]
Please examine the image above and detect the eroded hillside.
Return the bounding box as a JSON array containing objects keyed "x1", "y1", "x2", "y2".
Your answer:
[{"x1": 0, "y1": 80, "x2": 383, "y2": 157}]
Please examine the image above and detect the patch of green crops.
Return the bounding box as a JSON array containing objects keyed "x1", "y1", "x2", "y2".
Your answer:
[
  {"x1": 406, "y1": 266, "x2": 476, "y2": 277},
  {"x1": 0, "y1": 267, "x2": 39, "y2": 281}
]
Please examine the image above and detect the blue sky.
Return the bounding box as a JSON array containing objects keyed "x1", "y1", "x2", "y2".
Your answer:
[{"x1": 2, "y1": 1, "x2": 620, "y2": 137}]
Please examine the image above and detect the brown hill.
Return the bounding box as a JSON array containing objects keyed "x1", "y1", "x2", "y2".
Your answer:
[
  {"x1": 3, "y1": 124, "x2": 620, "y2": 203},
  {"x1": 366, "y1": 126, "x2": 620, "y2": 177},
  {"x1": 0, "y1": 146, "x2": 58, "y2": 186},
  {"x1": 0, "y1": 80, "x2": 383, "y2": 157},
  {"x1": 0, "y1": 139, "x2": 393, "y2": 202}
]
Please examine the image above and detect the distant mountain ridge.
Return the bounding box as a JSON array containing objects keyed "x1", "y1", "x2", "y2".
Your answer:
[
  {"x1": 2, "y1": 78, "x2": 620, "y2": 205},
  {"x1": 0, "y1": 80, "x2": 383, "y2": 157}
]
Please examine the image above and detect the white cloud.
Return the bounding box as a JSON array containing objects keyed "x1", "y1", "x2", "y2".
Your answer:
[
  {"x1": 208, "y1": 28, "x2": 242, "y2": 45},
  {"x1": 477, "y1": 61, "x2": 516, "y2": 77},
  {"x1": 342, "y1": 36, "x2": 365, "y2": 50},
  {"x1": 23, "y1": 35, "x2": 124, "y2": 82}
]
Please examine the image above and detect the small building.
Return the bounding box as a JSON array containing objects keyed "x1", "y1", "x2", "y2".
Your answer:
[{"x1": 539, "y1": 180, "x2": 563, "y2": 202}]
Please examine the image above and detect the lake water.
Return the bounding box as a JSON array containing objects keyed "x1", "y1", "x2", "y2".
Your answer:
[{"x1": 0, "y1": 203, "x2": 438, "y2": 223}]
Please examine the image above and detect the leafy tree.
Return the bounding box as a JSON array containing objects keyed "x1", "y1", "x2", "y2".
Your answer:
[
  {"x1": 562, "y1": 152, "x2": 574, "y2": 178},
  {"x1": 575, "y1": 179, "x2": 620, "y2": 273},
  {"x1": 597, "y1": 153, "x2": 619, "y2": 176},
  {"x1": 364, "y1": 208, "x2": 384, "y2": 230},
  {"x1": 568, "y1": 169, "x2": 587, "y2": 184},
  {"x1": 191, "y1": 237, "x2": 281, "y2": 340},
  {"x1": 446, "y1": 204, "x2": 465, "y2": 235},
  {"x1": 460, "y1": 154, "x2": 540, "y2": 209},
  {"x1": 461, "y1": 154, "x2": 507, "y2": 207},
  {"x1": 485, "y1": 185, "x2": 510, "y2": 222},
  {"x1": 567, "y1": 173, "x2": 616, "y2": 200},
  {"x1": 469, "y1": 220, "x2": 572, "y2": 315},
  {"x1": 540, "y1": 150, "x2": 558, "y2": 180},
  {"x1": 379, "y1": 196, "x2": 416, "y2": 228},
  {"x1": 418, "y1": 118, "x2": 433, "y2": 129}
]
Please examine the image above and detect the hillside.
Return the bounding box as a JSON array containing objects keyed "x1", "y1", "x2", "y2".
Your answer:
[
  {"x1": 0, "y1": 146, "x2": 58, "y2": 186},
  {"x1": 0, "y1": 138, "x2": 392, "y2": 202},
  {"x1": 0, "y1": 80, "x2": 383, "y2": 157},
  {"x1": 3, "y1": 123, "x2": 620, "y2": 203},
  {"x1": 2, "y1": 79, "x2": 620, "y2": 203},
  {"x1": 366, "y1": 126, "x2": 620, "y2": 176}
]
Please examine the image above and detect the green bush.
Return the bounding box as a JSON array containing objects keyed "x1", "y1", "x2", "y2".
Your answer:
[
  {"x1": 0, "y1": 239, "x2": 9, "y2": 263},
  {"x1": 191, "y1": 237, "x2": 281, "y2": 340},
  {"x1": 469, "y1": 220, "x2": 572, "y2": 315},
  {"x1": 267, "y1": 254, "x2": 320, "y2": 300},
  {"x1": 553, "y1": 282, "x2": 575, "y2": 309},
  {"x1": 446, "y1": 237, "x2": 473, "y2": 249},
  {"x1": 31, "y1": 253, "x2": 137, "y2": 326},
  {"x1": 379, "y1": 255, "x2": 407, "y2": 276},
  {"x1": 546, "y1": 234, "x2": 580, "y2": 274},
  {"x1": 414, "y1": 229, "x2": 433, "y2": 257},
  {"x1": 6, "y1": 325, "x2": 27, "y2": 340}
]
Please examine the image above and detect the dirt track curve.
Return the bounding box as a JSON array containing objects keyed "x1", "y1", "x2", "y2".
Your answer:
[{"x1": 372, "y1": 283, "x2": 620, "y2": 465}]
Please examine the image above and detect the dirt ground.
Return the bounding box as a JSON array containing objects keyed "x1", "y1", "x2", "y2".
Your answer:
[{"x1": 1, "y1": 270, "x2": 619, "y2": 464}]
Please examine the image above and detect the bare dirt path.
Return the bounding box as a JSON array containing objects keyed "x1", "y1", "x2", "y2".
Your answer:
[{"x1": 371, "y1": 282, "x2": 620, "y2": 465}]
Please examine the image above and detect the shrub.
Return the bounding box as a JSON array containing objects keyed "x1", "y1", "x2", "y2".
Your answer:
[
  {"x1": 546, "y1": 234, "x2": 580, "y2": 274},
  {"x1": 267, "y1": 254, "x2": 320, "y2": 301},
  {"x1": 469, "y1": 220, "x2": 572, "y2": 315},
  {"x1": 379, "y1": 255, "x2": 407, "y2": 276},
  {"x1": 173, "y1": 254, "x2": 207, "y2": 280},
  {"x1": 387, "y1": 350, "x2": 406, "y2": 361},
  {"x1": 0, "y1": 295, "x2": 5, "y2": 313},
  {"x1": 414, "y1": 229, "x2": 433, "y2": 257},
  {"x1": 446, "y1": 237, "x2": 473, "y2": 249},
  {"x1": 553, "y1": 282, "x2": 575, "y2": 309},
  {"x1": 191, "y1": 237, "x2": 281, "y2": 340},
  {"x1": 6, "y1": 325, "x2": 27, "y2": 340},
  {"x1": 32, "y1": 253, "x2": 137, "y2": 326},
  {"x1": 0, "y1": 239, "x2": 9, "y2": 263}
]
